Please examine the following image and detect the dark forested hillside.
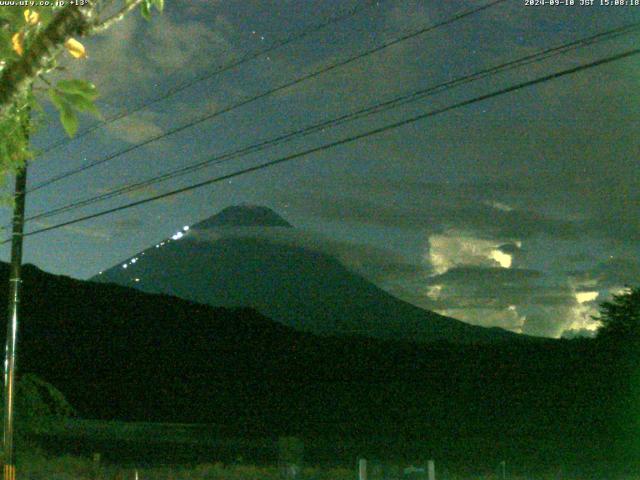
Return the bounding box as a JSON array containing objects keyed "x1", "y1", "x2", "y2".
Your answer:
[{"x1": 1, "y1": 263, "x2": 637, "y2": 472}]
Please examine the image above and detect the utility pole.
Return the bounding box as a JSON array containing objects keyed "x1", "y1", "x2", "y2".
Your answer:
[
  {"x1": 2, "y1": 98, "x2": 29, "y2": 480},
  {"x1": 3, "y1": 163, "x2": 27, "y2": 480}
]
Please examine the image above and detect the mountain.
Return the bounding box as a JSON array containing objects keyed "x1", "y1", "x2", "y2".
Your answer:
[
  {"x1": 2, "y1": 263, "x2": 509, "y2": 425},
  {"x1": 93, "y1": 205, "x2": 521, "y2": 344},
  {"x1": 196, "y1": 204, "x2": 293, "y2": 228},
  {"x1": 0, "y1": 263, "x2": 630, "y2": 471}
]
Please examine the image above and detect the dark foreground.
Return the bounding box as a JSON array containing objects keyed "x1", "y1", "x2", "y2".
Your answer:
[
  {"x1": 2, "y1": 264, "x2": 639, "y2": 478},
  {"x1": 26, "y1": 415, "x2": 640, "y2": 480}
]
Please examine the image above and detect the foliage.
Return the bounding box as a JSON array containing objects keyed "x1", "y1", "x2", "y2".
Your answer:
[
  {"x1": 9, "y1": 454, "x2": 635, "y2": 480},
  {"x1": 0, "y1": 6, "x2": 81, "y2": 166},
  {"x1": 48, "y1": 79, "x2": 100, "y2": 136},
  {"x1": 0, "y1": 91, "x2": 32, "y2": 178},
  {"x1": 141, "y1": 0, "x2": 165, "y2": 21},
  {"x1": 13, "y1": 457, "x2": 356, "y2": 480},
  {"x1": 278, "y1": 436, "x2": 304, "y2": 465},
  {"x1": 0, "y1": 0, "x2": 163, "y2": 175},
  {"x1": 0, "y1": 373, "x2": 75, "y2": 440},
  {"x1": 595, "y1": 286, "x2": 640, "y2": 342}
]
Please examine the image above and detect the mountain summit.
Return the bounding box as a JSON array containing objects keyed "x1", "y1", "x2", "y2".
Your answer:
[{"x1": 197, "y1": 205, "x2": 292, "y2": 228}]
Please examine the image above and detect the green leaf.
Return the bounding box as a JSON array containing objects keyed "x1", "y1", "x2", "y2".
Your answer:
[
  {"x1": 49, "y1": 88, "x2": 78, "y2": 137},
  {"x1": 0, "y1": 10, "x2": 23, "y2": 27},
  {"x1": 48, "y1": 88, "x2": 65, "y2": 111},
  {"x1": 0, "y1": 31, "x2": 13, "y2": 62},
  {"x1": 59, "y1": 105, "x2": 78, "y2": 137},
  {"x1": 56, "y1": 79, "x2": 98, "y2": 100},
  {"x1": 151, "y1": 0, "x2": 164, "y2": 12},
  {"x1": 28, "y1": 6, "x2": 54, "y2": 24},
  {"x1": 63, "y1": 92, "x2": 101, "y2": 119},
  {"x1": 140, "y1": 0, "x2": 151, "y2": 20},
  {"x1": 0, "y1": 140, "x2": 9, "y2": 164},
  {"x1": 28, "y1": 94, "x2": 45, "y2": 115},
  {"x1": 51, "y1": 86, "x2": 101, "y2": 121}
]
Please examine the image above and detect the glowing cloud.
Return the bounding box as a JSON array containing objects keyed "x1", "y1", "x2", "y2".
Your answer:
[
  {"x1": 426, "y1": 284, "x2": 443, "y2": 300},
  {"x1": 485, "y1": 200, "x2": 514, "y2": 212},
  {"x1": 489, "y1": 249, "x2": 512, "y2": 268},
  {"x1": 559, "y1": 287, "x2": 602, "y2": 335},
  {"x1": 575, "y1": 291, "x2": 598, "y2": 304},
  {"x1": 427, "y1": 232, "x2": 515, "y2": 274}
]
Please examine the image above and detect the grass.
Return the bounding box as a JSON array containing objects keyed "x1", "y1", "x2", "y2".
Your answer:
[
  {"x1": 12, "y1": 451, "x2": 640, "y2": 480},
  {"x1": 15, "y1": 452, "x2": 354, "y2": 480}
]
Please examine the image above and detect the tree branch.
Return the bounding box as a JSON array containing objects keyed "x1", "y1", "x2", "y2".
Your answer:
[
  {"x1": 88, "y1": 0, "x2": 145, "y2": 34},
  {"x1": 0, "y1": 3, "x2": 96, "y2": 122}
]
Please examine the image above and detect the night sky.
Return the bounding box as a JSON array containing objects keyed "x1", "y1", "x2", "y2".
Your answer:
[{"x1": 2, "y1": 0, "x2": 639, "y2": 338}]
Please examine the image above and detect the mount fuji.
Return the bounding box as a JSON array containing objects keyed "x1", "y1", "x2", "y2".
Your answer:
[{"x1": 93, "y1": 205, "x2": 522, "y2": 344}]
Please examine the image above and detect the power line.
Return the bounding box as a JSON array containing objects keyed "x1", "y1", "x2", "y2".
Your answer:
[
  {"x1": 28, "y1": 0, "x2": 507, "y2": 193},
  {"x1": 22, "y1": 21, "x2": 640, "y2": 225},
  {"x1": 10, "y1": 47, "x2": 639, "y2": 244},
  {"x1": 37, "y1": 0, "x2": 378, "y2": 156}
]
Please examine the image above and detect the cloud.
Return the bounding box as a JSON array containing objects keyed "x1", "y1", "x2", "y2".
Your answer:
[
  {"x1": 106, "y1": 111, "x2": 165, "y2": 144},
  {"x1": 263, "y1": 0, "x2": 484, "y2": 122},
  {"x1": 497, "y1": 242, "x2": 521, "y2": 254},
  {"x1": 419, "y1": 261, "x2": 608, "y2": 338},
  {"x1": 570, "y1": 257, "x2": 640, "y2": 290},
  {"x1": 111, "y1": 217, "x2": 145, "y2": 233},
  {"x1": 145, "y1": 18, "x2": 232, "y2": 72},
  {"x1": 59, "y1": 8, "x2": 237, "y2": 99},
  {"x1": 280, "y1": 183, "x2": 580, "y2": 241},
  {"x1": 273, "y1": 173, "x2": 637, "y2": 338},
  {"x1": 427, "y1": 266, "x2": 542, "y2": 287},
  {"x1": 438, "y1": 306, "x2": 527, "y2": 333},
  {"x1": 485, "y1": 200, "x2": 513, "y2": 212},
  {"x1": 280, "y1": 169, "x2": 640, "y2": 248},
  {"x1": 426, "y1": 233, "x2": 516, "y2": 275},
  {"x1": 31, "y1": 220, "x2": 110, "y2": 240},
  {"x1": 189, "y1": 225, "x2": 427, "y2": 284},
  {"x1": 44, "y1": 7, "x2": 240, "y2": 157},
  {"x1": 414, "y1": 262, "x2": 603, "y2": 337},
  {"x1": 423, "y1": 266, "x2": 547, "y2": 312}
]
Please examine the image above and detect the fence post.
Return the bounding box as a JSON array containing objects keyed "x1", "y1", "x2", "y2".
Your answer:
[
  {"x1": 427, "y1": 460, "x2": 435, "y2": 480},
  {"x1": 358, "y1": 458, "x2": 367, "y2": 480}
]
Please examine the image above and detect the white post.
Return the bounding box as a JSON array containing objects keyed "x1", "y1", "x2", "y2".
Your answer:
[
  {"x1": 358, "y1": 458, "x2": 367, "y2": 480},
  {"x1": 427, "y1": 460, "x2": 435, "y2": 480}
]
